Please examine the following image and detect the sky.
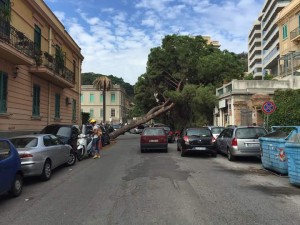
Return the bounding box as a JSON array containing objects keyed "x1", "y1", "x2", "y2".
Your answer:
[{"x1": 44, "y1": 0, "x2": 265, "y2": 85}]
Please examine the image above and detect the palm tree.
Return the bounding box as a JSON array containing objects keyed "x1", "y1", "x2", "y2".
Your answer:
[{"x1": 93, "y1": 76, "x2": 113, "y2": 123}]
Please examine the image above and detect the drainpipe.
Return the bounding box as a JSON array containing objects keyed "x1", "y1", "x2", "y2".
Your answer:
[{"x1": 48, "y1": 82, "x2": 51, "y2": 125}]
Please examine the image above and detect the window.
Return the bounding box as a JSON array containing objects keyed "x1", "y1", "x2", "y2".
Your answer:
[
  {"x1": 111, "y1": 108, "x2": 115, "y2": 117},
  {"x1": 55, "y1": 93, "x2": 60, "y2": 118},
  {"x1": 283, "y1": 24, "x2": 288, "y2": 39},
  {"x1": 0, "y1": 71, "x2": 8, "y2": 113},
  {"x1": 90, "y1": 108, "x2": 94, "y2": 117},
  {"x1": 111, "y1": 93, "x2": 115, "y2": 103},
  {"x1": 72, "y1": 99, "x2": 76, "y2": 121},
  {"x1": 100, "y1": 94, "x2": 103, "y2": 103},
  {"x1": 80, "y1": 94, "x2": 83, "y2": 102},
  {"x1": 0, "y1": 140, "x2": 11, "y2": 161},
  {"x1": 34, "y1": 25, "x2": 41, "y2": 53},
  {"x1": 90, "y1": 93, "x2": 94, "y2": 103},
  {"x1": 32, "y1": 84, "x2": 40, "y2": 116}
]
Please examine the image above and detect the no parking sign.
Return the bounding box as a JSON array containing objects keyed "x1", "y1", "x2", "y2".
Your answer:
[{"x1": 262, "y1": 101, "x2": 276, "y2": 114}]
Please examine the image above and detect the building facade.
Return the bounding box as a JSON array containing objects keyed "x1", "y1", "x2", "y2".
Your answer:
[
  {"x1": 277, "y1": 0, "x2": 300, "y2": 80},
  {"x1": 81, "y1": 85, "x2": 130, "y2": 125},
  {"x1": 0, "y1": 0, "x2": 84, "y2": 137},
  {"x1": 248, "y1": 0, "x2": 291, "y2": 78},
  {"x1": 214, "y1": 79, "x2": 300, "y2": 127}
]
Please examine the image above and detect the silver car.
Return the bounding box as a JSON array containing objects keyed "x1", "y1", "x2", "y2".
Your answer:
[
  {"x1": 215, "y1": 126, "x2": 267, "y2": 161},
  {"x1": 10, "y1": 134, "x2": 76, "y2": 181}
]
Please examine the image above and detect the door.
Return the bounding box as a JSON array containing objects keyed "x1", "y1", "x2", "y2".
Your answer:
[{"x1": 0, "y1": 140, "x2": 16, "y2": 193}]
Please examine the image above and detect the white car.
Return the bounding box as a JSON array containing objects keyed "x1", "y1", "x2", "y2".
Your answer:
[{"x1": 10, "y1": 134, "x2": 76, "y2": 181}]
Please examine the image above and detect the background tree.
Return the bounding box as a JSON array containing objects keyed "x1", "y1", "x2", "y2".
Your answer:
[
  {"x1": 93, "y1": 76, "x2": 113, "y2": 123},
  {"x1": 110, "y1": 34, "x2": 245, "y2": 138}
]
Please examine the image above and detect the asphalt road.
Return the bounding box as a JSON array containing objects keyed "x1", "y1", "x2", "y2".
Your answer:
[{"x1": 1, "y1": 133, "x2": 300, "y2": 225}]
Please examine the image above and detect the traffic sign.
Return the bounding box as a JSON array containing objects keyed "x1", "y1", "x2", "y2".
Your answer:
[{"x1": 262, "y1": 101, "x2": 276, "y2": 114}]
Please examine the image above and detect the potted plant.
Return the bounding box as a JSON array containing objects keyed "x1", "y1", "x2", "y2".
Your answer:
[{"x1": 35, "y1": 51, "x2": 43, "y2": 66}]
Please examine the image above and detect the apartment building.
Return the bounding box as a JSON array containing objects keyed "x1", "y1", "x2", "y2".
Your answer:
[
  {"x1": 81, "y1": 85, "x2": 130, "y2": 125},
  {"x1": 248, "y1": 13, "x2": 263, "y2": 78},
  {"x1": 277, "y1": 0, "x2": 300, "y2": 81},
  {"x1": 248, "y1": 0, "x2": 291, "y2": 78},
  {"x1": 0, "y1": 0, "x2": 84, "y2": 137}
]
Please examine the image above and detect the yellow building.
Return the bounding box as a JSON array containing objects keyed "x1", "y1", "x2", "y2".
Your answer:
[
  {"x1": 81, "y1": 85, "x2": 130, "y2": 125},
  {"x1": 277, "y1": 0, "x2": 300, "y2": 79},
  {"x1": 0, "y1": 0, "x2": 84, "y2": 137}
]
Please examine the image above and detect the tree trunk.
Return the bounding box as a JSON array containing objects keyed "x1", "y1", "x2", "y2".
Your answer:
[
  {"x1": 109, "y1": 101, "x2": 175, "y2": 139},
  {"x1": 103, "y1": 83, "x2": 106, "y2": 123}
]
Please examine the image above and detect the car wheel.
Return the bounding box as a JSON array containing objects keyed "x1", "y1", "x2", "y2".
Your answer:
[
  {"x1": 41, "y1": 160, "x2": 52, "y2": 181},
  {"x1": 227, "y1": 148, "x2": 235, "y2": 161},
  {"x1": 165, "y1": 148, "x2": 168, "y2": 153},
  {"x1": 211, "y1": 152, "x2": 217, "y2": 158},
  {"x1": 140, "y1": 148, "x2": 145, "y2": 153},
  {"x1": 9, "y1": 173, "x2": 23, "y2": 197},
  {"x1": 66, "y1": 151, "x2": 76, "y2": 166},
  {"x1": 77, "y1": 146, "x2": 85, "y2": 161}
]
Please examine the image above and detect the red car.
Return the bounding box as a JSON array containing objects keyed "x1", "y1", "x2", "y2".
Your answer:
[{"x1": 140, "y1": 127, "x2": 168, "y2": 153}]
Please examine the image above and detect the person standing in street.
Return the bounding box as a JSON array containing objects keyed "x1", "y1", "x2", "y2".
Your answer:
[{"x1": 90, "y1": 119, "x2": 101, "y2": 159}]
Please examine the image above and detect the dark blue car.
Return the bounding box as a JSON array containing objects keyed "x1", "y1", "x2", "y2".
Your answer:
[{"x1": 0, "y1": 138, "x2": 23, "y2": 197}]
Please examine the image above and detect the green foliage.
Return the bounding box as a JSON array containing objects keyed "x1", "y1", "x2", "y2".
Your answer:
[
  {"x1": 133, "y1": 34, "x2": 245, "y2": 128},
  {"x1": 268, "y1": 89, "x2": 300, "y2": 127},
  {"x1": 244, "y1": 74, "x2": 254, "y2": 80}
]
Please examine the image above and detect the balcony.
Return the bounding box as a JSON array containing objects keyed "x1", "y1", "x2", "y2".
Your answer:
[
  {"x1": 0, "y1": 21, "x2": 35, "y2": 65},
  {"x1": 29, "y1": 52, "x2": 75, "y2": 88},
  {"x1": 290, "y1": 27, "x2": 300, "y2": 42}
]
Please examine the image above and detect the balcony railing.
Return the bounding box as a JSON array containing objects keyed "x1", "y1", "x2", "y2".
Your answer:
[
  {"x1": 290, "y1": 27, "x2": 300, "y2": 41},
  {"x1": 0, "y1": 21, "x2": 36, "y2": 58},
  {"x1": 42, "y1": 52, "x2": 75, "y2": 84},
  {"x1": 0, "y1": 21, "x2": 75, "y2": 86}
]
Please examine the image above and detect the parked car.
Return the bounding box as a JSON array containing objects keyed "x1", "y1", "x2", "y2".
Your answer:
[
  {"x1": 140, "y1": 127, "x2": 168, "y2": 153},
  {"x1": 162, "y1": 126, "x2": 175, "y2": 143},
  {"x1": 10, "y1": 134, "x2": 76, "y2": 181},
  {"x1": 215, "y1": 126, "x2": 268, "y2": 161},
  {"x1": 130, "y1": 124, "x2": 146, "y2": 134},
  {"x1": 40, "y1": 124, "x2": 81, "y2": 152},
  {"x1": 177, "y1": 127, "x2": 217, "y2": 157},
  {"x1": 205, "y1": 126, "x2": 225, "y2": 140},
  {"x1": 86, "y1": 124, "x2": 111, "y2": 146},
  {"x1": 0, "y1": 138, "x2": 23, "y2": 197}
]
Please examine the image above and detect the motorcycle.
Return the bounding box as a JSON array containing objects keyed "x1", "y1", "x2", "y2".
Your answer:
[{"x1": 76, "y1": 125, "x2": 95, "y2": 161}]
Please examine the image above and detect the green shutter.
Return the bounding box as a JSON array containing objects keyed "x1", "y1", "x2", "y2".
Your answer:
[
  {"x1": 32, "y1": 85, "x2": 40, "y2": 116},
  {"x1": 111, "y1": 93, "x2": 115, "y2": 103},
  {"x1": 0, "y1": 72, "x2": 8, "y2": 113},
  {"x1": 55, "y1": 93, "x2": 60, "y2": 118},
  {"x1": 72, "y1": 99, "x2": 76, "y2": 120}
]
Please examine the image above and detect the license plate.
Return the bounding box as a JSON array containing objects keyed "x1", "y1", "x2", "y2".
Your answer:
[
  {"x1": 195, "y1": 147, "x2": 206, "y2": 150},
  {"x1": 246, "y1": 143, "x2": 259, "y2": 147},
  {"x1": 149, "y1": 140, "x2": 158, "y2": 142}
]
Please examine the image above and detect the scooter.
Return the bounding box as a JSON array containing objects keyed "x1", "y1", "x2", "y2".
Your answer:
[{"x1": 76, "y1": 125, "x2": 95, "y2": 161}]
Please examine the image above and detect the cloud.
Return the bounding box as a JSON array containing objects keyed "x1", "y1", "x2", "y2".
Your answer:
[{"x1": 46, "y1": 0, "x2": 264, "y2": 85}]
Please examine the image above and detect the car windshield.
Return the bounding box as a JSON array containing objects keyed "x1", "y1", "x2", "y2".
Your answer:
[
  {"x1": 56, "y1": 127, "x2": 71, "y2": 138},
  {"x1": 10, "y1": 137, "x2": 38, "y2": 148},
  {"x1": 211, "y1": 127, "x2": 224, "y2": 134},
  {"x1": 143, "y1": 128, "x2": 165, "y2": 136},
  {"x1": 187, "y1": 129, "x2": 211, "y2": 137},
  {"x1": 236, "y1": 128, "x2": 267, "y2": 139}
]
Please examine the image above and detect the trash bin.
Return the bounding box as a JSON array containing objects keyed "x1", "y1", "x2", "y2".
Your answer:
[
  {"x1": 259, "y1": 126, "x2": 300, "y2": 175},
  {"x1": 285, "y1": 133, "x2": 300, "y2": 186}
]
